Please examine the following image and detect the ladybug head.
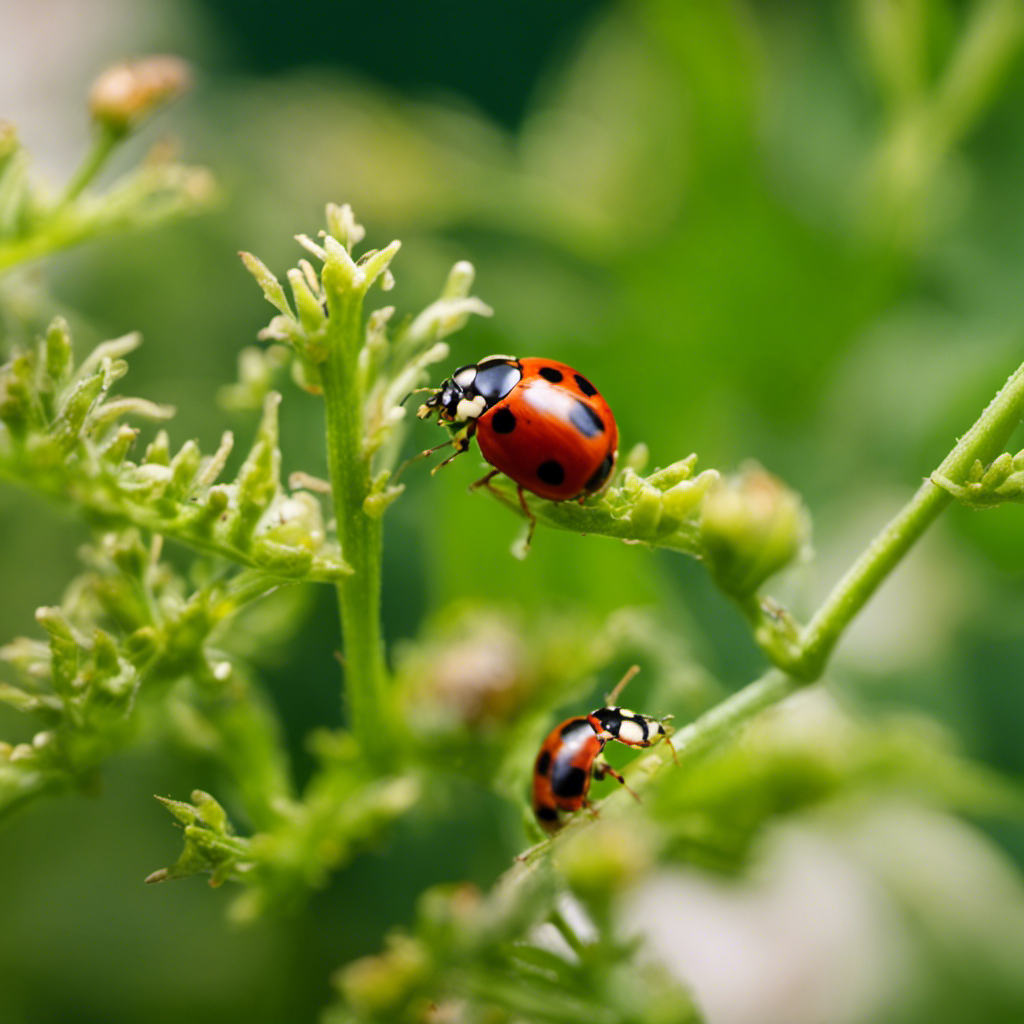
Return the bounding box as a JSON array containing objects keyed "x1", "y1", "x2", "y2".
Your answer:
[
  {"x1": 416, "y1": 358, "x2": 522, "y2": 426},
  {"x1": 415, "y1": 368, "x2": 481, "y2": 425}
]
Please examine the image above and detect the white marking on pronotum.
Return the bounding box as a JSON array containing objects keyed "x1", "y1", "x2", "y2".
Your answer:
[
  {"x1": 617, "y1": 718, "x2": 648, "y2": 746},
  {"x1": 453, "y1": 367, "x2": 477, "y2": 388},
  {"x1": 456, "y1": 395, "x2": 487, "y2": 421}
]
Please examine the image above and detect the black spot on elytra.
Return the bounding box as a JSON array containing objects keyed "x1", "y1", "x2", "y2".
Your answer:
[
  {"x1": 569, "y1": 398, "x2": 605, "y2": 438},
  {"x1": 574, "y1": 373, "x2": 598, "y2": 397},
  {"x1": 536, "y1": 804, "x2": 559, "y2": 822},
  {"x1": 551, "y1": 765, "x2": 588, "y2": 799},
  {"x1": 490, "y1": 407, "x2": 516, "y2": 433},
  {"x1": 539, "y1": 365, "x2": 563, "y2": 383},
  {"x1": 535, "y1": 750, "x2": 552, "y2": 776},
  {"x1": 537, "y1": 460, "x2": 565, "y2": 486},
  {"x1": 584, "y1": 453, "x2": 614, "y2": 492}
]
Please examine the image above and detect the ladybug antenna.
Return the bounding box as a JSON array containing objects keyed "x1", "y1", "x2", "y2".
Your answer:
[
  {"x1": 400, "y1": 386, "x2": 436, "y2": 407},
  {"x1": 605, "y1": 664, "x2": 641, "y2": 705}
]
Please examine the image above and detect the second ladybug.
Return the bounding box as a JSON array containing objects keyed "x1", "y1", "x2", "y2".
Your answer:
[
  {"x1": 531, "y1": 702, "x2": 675, "y2": 833},
  {"x1": 416, "y1": 357, "x2": 619, "y2": 528}
]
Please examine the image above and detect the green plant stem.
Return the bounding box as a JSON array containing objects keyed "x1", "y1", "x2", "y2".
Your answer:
[
  {"x1": 790, "y1": 358, "x2": 1024, "y2": 679},
  {"x1": 683, "y1": 360, "x2": 1024, "y2": 751},
  {"x1": 672, "y1": 669, "x2": 796, "y2": 764},
  {"x1": 0, "y1": 127, "x2": 124, "y2": 275},
  {"x1": 320, "y1": 278, "x2": 394, "y2": 769},
  {"x1": 0, "y1": 225, "x2": 88, "y2": 275},
  {"x1": 61, "y1": 125, "x2": 123, "y2": 205}
]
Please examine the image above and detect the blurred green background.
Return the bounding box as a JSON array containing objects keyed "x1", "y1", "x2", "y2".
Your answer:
[{"x1": 3, "y1": 1, "x2": 1024, "y2": 1021}]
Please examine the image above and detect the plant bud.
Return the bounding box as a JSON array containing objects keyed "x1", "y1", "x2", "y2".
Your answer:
[
  {"x1": 558, "y1": 819, "x2": 655, "y2": 905},
  {"x1": 100, "y1": 425, "x2": 139, "y2": 465},
  {"x1": 43, "y1": 319, "x2": 73, "y2": 387},
  {"x1": 286, "y1": 267, "x2": 327, "y2": 337},
  {"x1": 336, "y1": 935, "x2": 430, "y2": 1017},
  {"x1": 700, "y1": 465, "x2": 809, "y2": 598},
  {"x1": 325, "y1": 202, "x2": 366, "y2": 251},
  {"x1": 167, "y1": 440, "x2": 201, "y2": 500},
  {"x1": 35, "y1": 606, "x2": 78, "y2": 696},
  {"x1": 89, "y1": 57, "x2": 191, "y2": 134}
]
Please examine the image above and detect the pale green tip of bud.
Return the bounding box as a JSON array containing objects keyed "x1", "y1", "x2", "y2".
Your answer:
[
  {"x1": 700, "y1": 464, "x2": 810, "y2": 599},
  {"x1": 325, "y1": 202, "x2": 366, "y2": 251},
  {"x1": 441, "y1": 260, "x2": 476, "y2": 299},
  {"x1": 88, "y1": 56, "x2": 192, "y2": 133}
]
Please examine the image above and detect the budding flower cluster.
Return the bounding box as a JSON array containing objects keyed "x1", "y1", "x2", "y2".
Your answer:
[
  {"x1": 933, "y1": 450, "x2": 1024, "y2": 508},
  {"x1": 241, "y1": 204, "x2": 492, "y2": 486},
  {"x1": 89, "y1": 56, "x2": 191, "y2": 134}
]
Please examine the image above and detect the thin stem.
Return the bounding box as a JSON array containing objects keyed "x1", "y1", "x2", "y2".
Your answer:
[
  {"x1": 668, "y1": 669, "x2": 797, "y2": 765},
  {"x1": 793, "y1": 358, "x2": 1024, "y2": 678},
  {"x1": 549, "y1": 909, "x2": 588, "y2": 960},
  {"x1": 320, "y1": 276, "x2": 394, "y2": 769},
  {"x1": 0, "y1": 126, "x2": 126, "y2": 272},
  {"x1": 60, "y1": 124, "x2": 123, "y2": 206}
]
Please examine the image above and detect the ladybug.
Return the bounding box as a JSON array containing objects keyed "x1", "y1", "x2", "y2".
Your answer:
[
  {"x1": 416, "y1": 356, "x2": 618, "y2": 540},
  {"x1": 531, "y1": 702, "x2": 675, "y2": 833}
]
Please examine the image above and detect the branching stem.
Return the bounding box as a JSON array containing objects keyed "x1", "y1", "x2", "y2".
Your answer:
[
  {"x1": 766, "y1": 359, "x2": 1024, "y2": 678},
  {"x1": 60, "y1": 124, "x2": 123, "y2": 206}
]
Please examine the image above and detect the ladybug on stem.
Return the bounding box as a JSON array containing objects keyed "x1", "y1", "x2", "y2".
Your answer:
[
  {"x1": 413, "y1": 356, "x2": 618, "y2": 545},
  {"x1": 531, "y1": 666, "x2": 677, "y2": 833}
]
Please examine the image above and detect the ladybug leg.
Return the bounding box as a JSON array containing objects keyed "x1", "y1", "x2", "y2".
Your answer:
[
  {"x1": 468, "y1": 476, "x2": 538, "y2": 549},
  {"x1": 517, "y1": 485, "x2": 537, "y2": 549},
  {"x1": 394, "y1": 421, "x2": 477, "y2": 483},
  {"x1": 469, "y1": 468, "x2": 501, "y2": 491},
  {"x1": 659, "y1": 718, "x2": 680, "y2": 765},
  {"x1": 592, "y1": 758, "x2": 641, "y2": 803},
  {"x1": 432, "y1": 428, "x2": 473, "y2": 473}
]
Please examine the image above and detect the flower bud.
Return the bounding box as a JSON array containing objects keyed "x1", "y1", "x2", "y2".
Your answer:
[
  {"x1": 325, "y1": 202, "x2": 366, "y2": 251},
  {"x1": 89, "y1": 57, "x2": 191, "y2": 134},
  {"x1": 558, "y1": 819, "x2": 655, "y2": 907},
  {"x1": 43, "y1": 319, "x2": 73, "y2": 387},
  {"x1": 335, "y1": 935, "x2": 430, "y2": 1017},
  {"x1": 54, "y1": 374, "x2": 106, "y2": 453},
  {"x1": 700, "y1": 465, "x2": 809, "y2": 598},
  {"x1": 166, "y1": 440, "x2": 201, "y2": 500},
  {"x1": 0, "y1": 351, "x2": 34, "y2": 435},
  {"x1": 35, "y1": 606, "x2": 78, "y2": 696},
  {"x1": 143, "y1": 430, "x2": 171, "y2": 466}
]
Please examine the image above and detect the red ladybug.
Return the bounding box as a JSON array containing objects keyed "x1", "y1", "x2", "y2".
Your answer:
[
  {"x1": 531, "y1": 704, "x2": 674, "y2": 833},
  {"x1": 416, "y1": 357, "x2": 618, "y2": 534}
]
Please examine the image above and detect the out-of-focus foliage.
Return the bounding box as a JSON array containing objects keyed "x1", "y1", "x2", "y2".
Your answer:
[{"x1": 3, "y1": 2, "x2": 1024, "y2": 1024}]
